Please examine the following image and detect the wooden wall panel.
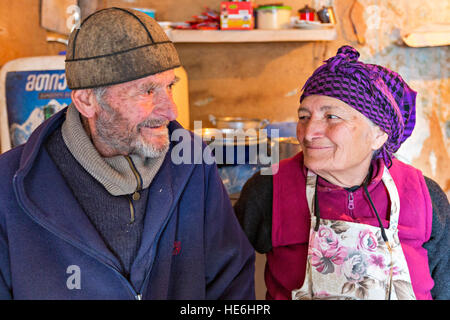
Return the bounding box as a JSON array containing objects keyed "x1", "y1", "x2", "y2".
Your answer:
[{"x1": 0, "y1": 0, "x2": 67, "y2": 65}]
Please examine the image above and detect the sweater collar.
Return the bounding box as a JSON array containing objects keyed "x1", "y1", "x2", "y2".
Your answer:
[{"x1": 61, "y1": 104, "x2": 166, "y2": 196}]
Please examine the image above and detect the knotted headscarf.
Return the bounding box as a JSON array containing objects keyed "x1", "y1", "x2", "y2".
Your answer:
[{"x1": 300, "y1": 45, "x2": 416, "y2": 167}]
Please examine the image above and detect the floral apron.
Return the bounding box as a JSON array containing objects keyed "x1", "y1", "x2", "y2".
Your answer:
[{"x1": 292, "y1": 167, "x2": 416, "y2": 300}]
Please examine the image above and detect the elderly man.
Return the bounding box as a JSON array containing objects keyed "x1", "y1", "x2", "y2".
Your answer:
[{"x1": 0, "y1": 8, "x2": 254, "y2": 299}]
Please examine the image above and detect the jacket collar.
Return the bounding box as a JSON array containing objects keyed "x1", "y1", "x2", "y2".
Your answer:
[{"x1": 13, "y1": 107, "x2": 196, "y2": 270}]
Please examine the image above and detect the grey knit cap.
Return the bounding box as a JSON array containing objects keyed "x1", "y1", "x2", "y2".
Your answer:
[{"x1": 65, "y1": 7, "x2": 181, "y2": 90}]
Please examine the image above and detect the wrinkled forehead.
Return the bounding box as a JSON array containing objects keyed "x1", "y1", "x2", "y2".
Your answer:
[
  {"x1": 106, "y1": 69, "x2": 177, "y2": 94},
  {"x1": 298, "y1": 95, "x2": 353, "y2": 112}
]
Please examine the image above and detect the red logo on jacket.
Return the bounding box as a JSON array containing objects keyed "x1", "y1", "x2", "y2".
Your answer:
[{"x1": 173, "y1": 241, "x2": 181, "y2": 255}]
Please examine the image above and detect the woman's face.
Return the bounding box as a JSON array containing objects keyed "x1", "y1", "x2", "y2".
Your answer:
[{"x1": 297, "y1": 95, "x2": 387, "y2": 176}]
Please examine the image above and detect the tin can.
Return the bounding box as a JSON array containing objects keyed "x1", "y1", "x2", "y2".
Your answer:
[{"x1": 317, "y1": 6, "x2": 336, "y2": 24}]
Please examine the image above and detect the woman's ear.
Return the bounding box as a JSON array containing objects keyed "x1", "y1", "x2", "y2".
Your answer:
[
  {"x1": 71, "y1": 89, "x2": 98, "y2": 119},
  {"x1": 371, "y1": 126, "x2": 389, "y2": 151}
]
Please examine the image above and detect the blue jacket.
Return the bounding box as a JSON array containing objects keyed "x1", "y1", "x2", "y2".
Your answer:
[{"x1": 0, "y1": 109, "x2": 255, "y2": 299}]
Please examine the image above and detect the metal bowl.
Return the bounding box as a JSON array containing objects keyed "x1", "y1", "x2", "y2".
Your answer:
[
  {"x1": 193, "y1": 127, "x2": 269, "y2": 165},
  {"x1": 209, "y1": 115, "x2": 270, "y2": 130}
]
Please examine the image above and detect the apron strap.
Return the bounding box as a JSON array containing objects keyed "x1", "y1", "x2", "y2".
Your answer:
[
  {"x1": 305, "y1": 166, "x2": 401, "y2": 231},
  {"x1": 305, "y1": 170, "x2": 317, "y2": 218},
  {"x1": 381, "y1": 166, "x2": 400, "y2": 231}
]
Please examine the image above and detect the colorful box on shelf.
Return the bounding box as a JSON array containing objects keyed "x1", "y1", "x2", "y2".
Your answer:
[
  {"x1": 132, "y1": 8, "x2": 156, "y2": 19},
  {"x1": 220, "y1": 1, "x2": 254, "y2": 30}
]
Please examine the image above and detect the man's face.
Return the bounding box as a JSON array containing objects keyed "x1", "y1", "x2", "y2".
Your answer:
[{"x1": 93, "y1": 69, "x2": 179, "y2": 158}]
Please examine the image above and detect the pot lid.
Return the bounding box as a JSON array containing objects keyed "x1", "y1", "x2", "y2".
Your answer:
[
  {"x1": 298, "y1": 5, "x2": 315, "y2": 13},
  {"x1": 194, "y1": 128, "x2": 268, "y2": 146}
]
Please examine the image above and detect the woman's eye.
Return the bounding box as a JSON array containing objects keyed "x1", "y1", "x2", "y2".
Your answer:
[{"x1": 298, "y1": 114, "x2": 309, "y2": 120}]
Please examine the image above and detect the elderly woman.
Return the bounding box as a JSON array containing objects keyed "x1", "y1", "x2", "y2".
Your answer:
[{"x1": 234, "y1": 46, "x2": 449, "y2": 300}]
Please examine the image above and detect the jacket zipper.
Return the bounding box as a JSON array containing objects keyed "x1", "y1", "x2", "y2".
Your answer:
[
  {"x1": 125, "y1": 156, "x2": 143, "y2": 223},
  {"x1": 348, "y1": 191, "x2": 355, "y2": 218},
  {"x1": 125, "y1": 155, "x2": 142, "y2": 197},
  {"x1": 128, "y1": 196, "x2": 136, "y2": 224},
  {"x1": 123, "y1": 157, "x2": 144, "y2": 299},
  {"x1": 107, "y1": 262, "x2": 142, "y2": 300}
]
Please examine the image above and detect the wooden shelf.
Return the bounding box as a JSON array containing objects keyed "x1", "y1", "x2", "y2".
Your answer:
[
  {"x1": 401, "y1": 23, "x2": 450, "y2": 48},
  {"x1": 165, "y1": 28, "x2": 337, "y2": 43}
]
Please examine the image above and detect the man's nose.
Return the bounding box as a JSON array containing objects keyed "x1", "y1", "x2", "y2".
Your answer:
[{"x1": 155, "y1": 91, "x2": 178, "y2": 121}]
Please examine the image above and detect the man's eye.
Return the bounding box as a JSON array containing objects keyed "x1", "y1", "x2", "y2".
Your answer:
[
  {"x1": 146, "y1": 89, "x2": 154, "y2": 95},
  {"x1": 327, "y1": 114, "x2": 339, "y2": 119}
]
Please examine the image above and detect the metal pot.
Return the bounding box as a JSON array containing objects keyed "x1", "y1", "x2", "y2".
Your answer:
[
  {"x1": 271, "y1": 137, "x2": 301, "y2": 161},
  {"x1": 194, "y1": 127, "x2": 270, "y2": 165},
  {"x1": 209, "y1": 115, "x2": 270, "y2": 130}
]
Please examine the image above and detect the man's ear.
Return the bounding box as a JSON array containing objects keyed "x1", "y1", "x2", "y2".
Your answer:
[
  {"x1": 71, "y1": 89, "x2": 98, "y2": 119},
  {"x1": 371, "y1": 126, "x2": 389, "y2": 151}
]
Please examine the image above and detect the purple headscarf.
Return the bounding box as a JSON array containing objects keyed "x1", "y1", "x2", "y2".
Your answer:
[{"x1": 300, "y1": 45, "x2": 417, "y2": 167}]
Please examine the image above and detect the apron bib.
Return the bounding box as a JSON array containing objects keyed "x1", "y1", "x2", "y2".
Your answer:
[{"x1": 292, "y1": 167, "x2": 416, "y2": 300}]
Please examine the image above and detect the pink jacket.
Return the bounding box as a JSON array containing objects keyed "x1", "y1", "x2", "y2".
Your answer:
[{"x1": 266, "y1": 152, "x2": 434, "y2": 300}]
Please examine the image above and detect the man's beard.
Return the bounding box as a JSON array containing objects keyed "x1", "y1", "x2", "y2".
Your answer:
[
  {"x1": 95, "y1": 100, "x2": 170, "y2": 159},
  {"x1": 133, "y1": 125, "x2": 170, "y2": 159}
]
